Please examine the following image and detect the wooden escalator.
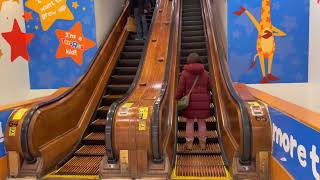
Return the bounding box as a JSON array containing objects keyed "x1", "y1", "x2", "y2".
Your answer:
[
  {"x1": 171, "y1": 0, "x2": 230, "y2": 179},
  {"x1": 44, "y1": 7, "x2": 155, "y2": 179}
]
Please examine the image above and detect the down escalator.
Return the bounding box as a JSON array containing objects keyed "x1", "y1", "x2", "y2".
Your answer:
[{"x1": 45, "y1": 7, "x2": 155, "y2": 178}]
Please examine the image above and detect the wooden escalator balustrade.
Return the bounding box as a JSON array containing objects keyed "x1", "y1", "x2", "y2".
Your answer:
[
  {"x1": 101, "y1": 0, "x2": 175, "y2": 179},
  {"x1": 5, "y1": 3, "x2": 131, "y2": 178}
]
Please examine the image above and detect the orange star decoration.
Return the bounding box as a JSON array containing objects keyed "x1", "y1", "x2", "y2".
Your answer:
[
  {"x1": 23, "y1": 11, "x2": 33, "y2": 22},
  {"x1": 56, "y1": 22, "x2": 96, "y2": 65},
  {"x1": 25, "y1": 0, "x2": 74, "y2": 31}
]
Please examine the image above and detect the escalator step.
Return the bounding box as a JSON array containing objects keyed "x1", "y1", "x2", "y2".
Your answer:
[
  {"x1": 182, "y1": 25, "x2": 204, "y2": 31},
  {"x1": 75, "y1": 145, "x2": 106, "y2": 156},
  {"x1": 120, "y1": 52, "x2": 142, "y2": 59},
  {"x1": 182, "y1": 36, "x2": 205, "y2": 43},
  {"x1": 91, "y1": 119, "x2": 106, "y2": 126},
  {"x1": 107, "y1": 84, "x2": 131, "y2": 94},
  {"x1": 182, "y1": 11, "x2": 202, "y2": 17},
  {"x1": 84, "y1": 132, "x2": 105, "y2": 141},
  {"x1": 123, "y1": 45, "x2": 144, "y2": 52},
  {"x1": 177, "y1": 130, "x2": 218, "y2": 139},
  {"x1": 97, "y1": 106, "x2": 110, "y2": 113},
  {"x1": 181, "y1": 42, "x2": 206, "y2": 49},
  {"x1": 115, "y1": 67, "x2": 138, "y2": 75},
  {"x1": 111, "y1": 75, "x2": 135, "y2": 84},
  {"x1": 177, "y1": 154, "x2": 224, "y2": 166},
  {"x1": 182, "y1": 20, "x2": 203, "y2": 27},
  {"x1": 177, "y1": 143, "x2": 221, "y2": 154},
  {"x1": 183, "y1": 7, "x2": 201, "y2": 13},
  {"x1": 102, "y1": 94, "x2": 124, "y2": 105},
  {"x1": 181, "y1": 48, "x2": 207, "y2": 56},
  {"x1": 181, "y1": 31, "x2": 204, "y2": 37},
  {"x1": 126, "y1": 40, "x2": 145, "y2": 46},
  {"x1": 182, "y1": 3, "x2": 201, "y2": 11},
  {"x1": 118, "y1": 59, "x2": 140, "y2": 67},
  {"x1": 176, "y1": 156, "x2": 226, "y2": 177},
  {"x1": 183, "y1": 16, "x2": 203, "y2": 21},
  {"x1": 55, "y1": 156, "x2": 103, "y2": 175}
]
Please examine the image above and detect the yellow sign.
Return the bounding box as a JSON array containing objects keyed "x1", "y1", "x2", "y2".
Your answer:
[
  {"x1": 120, "y1": 150, "x2": 129, "y2": 173},
  {"x1": 138, "y1": 107, "x2": 148, "y2": 120},
  {"x1": 138, "y1": 121, "x2": 146, "y2": 131},
  {"x1": 13, "y1": 108, "x2": 28, "y2": 121},
  {"x1": 122, "y1": 103, "x2": 134, "y2": 108},
  {"x1": 9, "y1": 127, "x2": 17, "y2": 136},
  {"x1": 248, "y1": 101, "x2": 260, "y2": 107}
]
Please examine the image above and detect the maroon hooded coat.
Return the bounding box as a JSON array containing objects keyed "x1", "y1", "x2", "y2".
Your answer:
[{"x1": 176, "y1": 63, "x2": 212, "y2": 119}]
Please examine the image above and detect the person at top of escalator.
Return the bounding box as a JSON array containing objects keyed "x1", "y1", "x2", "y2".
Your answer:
[
  {"x1": 176, "y1": 53, "x2": 212, "y2": 151},
  {"x1": 128, "y1": 0, "x2": 150, "y2": 40}
]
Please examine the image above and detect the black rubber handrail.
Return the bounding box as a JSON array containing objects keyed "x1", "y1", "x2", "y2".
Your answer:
[
  {"x1": 20, "y1": 3, "x2": 130, "y2": 163},
  {"x1": 205, "y1": 0, "x2": 252, "y2": 164},
  {"x1": 151, "y1": 0, "x2": 178, "y2": 163},
  {"x1": 105, "y1": 0, "x2": 160, "y2": 164}
]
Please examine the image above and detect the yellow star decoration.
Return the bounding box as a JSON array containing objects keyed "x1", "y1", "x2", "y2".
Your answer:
[
  {"x1": 35, "y1": 25, "x2": 39, "y2": 30},
  {"x1": 25, "y1": 0, "x2": 74, "y2": 31},
  {"x1": 72, "y1": 1, "x2": 79, "y2": 9},
  {"x1": 0, "y1": 49, "x2": 3, "y2": 60}
]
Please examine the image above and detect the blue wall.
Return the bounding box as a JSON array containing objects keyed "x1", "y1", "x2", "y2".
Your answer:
[
  {"x1": 0, "y1": 110, "x2": 13, "y2": 157},
  {"x1": 270, "y1": 107, "x2": 320, "y2": 179},
  {"x1": 24, "y1": 0, "x2": 98, "y2": 89},
  {"x1": 228, "y1": 0, "x2": 309, "y2": 83}
]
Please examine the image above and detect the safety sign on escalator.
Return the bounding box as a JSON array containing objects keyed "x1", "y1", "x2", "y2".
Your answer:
[{"x1": 138, "y1": 107, "x2": 148, "y2": 131}]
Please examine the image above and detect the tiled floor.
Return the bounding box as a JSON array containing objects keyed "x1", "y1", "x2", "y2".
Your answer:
[{"x1": 249, "y1": 83, "x2": 320, "y2": 113}]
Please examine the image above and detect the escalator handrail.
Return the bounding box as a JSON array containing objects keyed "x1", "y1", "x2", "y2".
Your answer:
[
  {"x1": 20, "y1": 3, "x2": 130, "y2": 163},
  {"x1": 151, "y1": 0, "x2": 178, "y2": 163},
  {"x1": 105, "y1": 0, "x2": 160, "y2": 163},
  {"x1": 204, "y1": 0, "x2": 252, "y2": 164}
]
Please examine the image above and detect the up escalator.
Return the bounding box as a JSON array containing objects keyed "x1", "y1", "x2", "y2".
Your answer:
[
  {"x1": 46, "y1": 7, "x2": 155, "y2": 178},
  {"x1": 171, "y1": 0, "x2": 229, "y2": 179}
]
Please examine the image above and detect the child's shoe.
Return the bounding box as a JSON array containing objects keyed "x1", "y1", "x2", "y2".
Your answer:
[
  {"x1": 185, "y1": 140, "x2": 193, "y2": 150},
  {"x1": 200, "y1": 139, "x2": 206, "y2": 150}
]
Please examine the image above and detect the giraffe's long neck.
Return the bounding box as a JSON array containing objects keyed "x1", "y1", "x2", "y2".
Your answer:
[{"x1": 260, "y1": 0, "x2": 272, "y2": 28}]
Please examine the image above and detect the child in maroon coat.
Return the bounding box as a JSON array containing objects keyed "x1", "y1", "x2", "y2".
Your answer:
[{"x1": 176, "y1": 53, "x2": 212, "y2": 150}]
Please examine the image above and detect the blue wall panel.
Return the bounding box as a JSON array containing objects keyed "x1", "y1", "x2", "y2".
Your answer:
[
  {"x1": 228, "y1": 0, "x2": 309, "y2": 83},
  {"x1": 0, "y1": 110, "x2": 13, "y2": 157},
  {"x1": 270, "y1": 107, "x2": 320, "y2": 179},
  {"x1": 24, "y1": 0, "x2": 98, "y2": 89}
]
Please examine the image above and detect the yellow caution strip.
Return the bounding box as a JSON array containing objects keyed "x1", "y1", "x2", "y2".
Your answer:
[
  {"x1": 43, "y1": 169, "x2": 99, "y2": 179},
  {"x1": 170, "y1": 166, "x2": 232, "y2": 180}
]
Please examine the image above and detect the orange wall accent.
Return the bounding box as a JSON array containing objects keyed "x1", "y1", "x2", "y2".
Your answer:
[
  {"x1": 0, "y1": 156, "x2": 8, "y2": 180},
  {"x1": 271, "y1": 157, "x2": 293, "y2": 180}
]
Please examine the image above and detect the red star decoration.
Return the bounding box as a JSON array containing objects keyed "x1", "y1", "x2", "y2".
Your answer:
[
  {"x1": 1, "y1": 19, "x2": 34, "y2": 62},
  {"x1": 55, "y1": 22, "x2": 96, "y2": 65},
  {"x1": 23, "y1": 11, "x2": 33, "y2": 22}
]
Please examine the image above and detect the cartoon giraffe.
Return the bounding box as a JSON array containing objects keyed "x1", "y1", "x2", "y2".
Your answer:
[{"x1": 234, "y1": 0, "x2": 286, "y2": 83}]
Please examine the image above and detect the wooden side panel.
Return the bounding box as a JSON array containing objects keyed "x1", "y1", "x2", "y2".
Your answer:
[
  {"x1": 0, "y1": 155, "x2": 8, "y2": 179},
  {"x1": 103, "y1": 0, "x2": 174, "y2": 179},
  {"x1": 271, "y1": 157, "x2": 293, "y2": 180}
]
